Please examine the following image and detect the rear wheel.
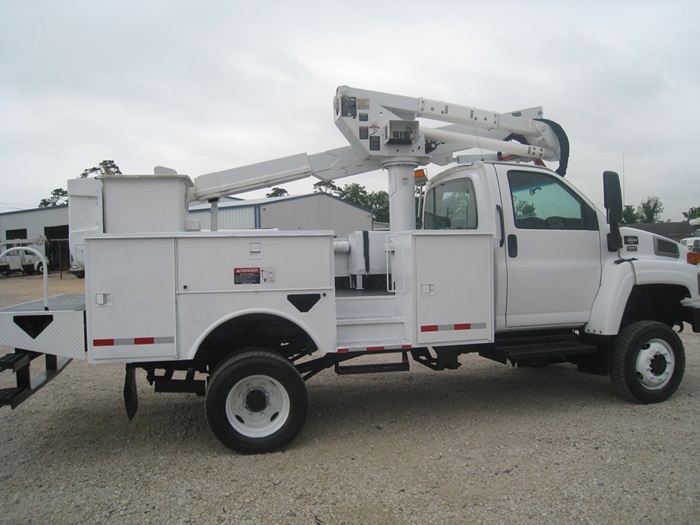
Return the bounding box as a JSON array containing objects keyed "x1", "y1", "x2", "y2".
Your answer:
[
  {"x1": 205, "y1": 348, "x2": 308, "y2": 453},
  {"x1": 610, "y1": 321, "x2": 685, "y2": 403}
]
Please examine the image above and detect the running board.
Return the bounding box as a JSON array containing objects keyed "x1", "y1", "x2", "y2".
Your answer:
[
  {"x1": 334, "y1": 352, "x2": 409, "y2": 375},
  {"x1": 0, "y1": 349, "x2": 72, "y2": 409},
  {"x1": 481, "y1": 340, "x2": 598, "y2": 364}
]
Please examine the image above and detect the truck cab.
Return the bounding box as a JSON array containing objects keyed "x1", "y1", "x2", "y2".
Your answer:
[
  {"x1": 424, "y1": 161, "x2": 603, "y2": 331},
  {"x1": 422, "y1": 161, "x2": 697, "y2": 336}
]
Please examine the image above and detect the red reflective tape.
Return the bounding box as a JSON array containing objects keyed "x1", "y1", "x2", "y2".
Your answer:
[
  {"x1": 421, "y1": 325, "x2": 439, "y2": 332},
  {"x1": 402, "y1": 345, "x2": 412, "y2": 349},
  {"x1": 454, "y1": 323, "x2": 472, "y2": 330},
  {"x1": 93, "y1": 339, "x2": 114, "y2": 347},
  {"x1": 134, "y1": 337, "x2": 155, "y2": 345},
  {"x1": 366, "y1": 346, "x2": 385, "y2": 351},
  {"x1": 338, "y1": 348, "x2": 349, "y2": 353}
]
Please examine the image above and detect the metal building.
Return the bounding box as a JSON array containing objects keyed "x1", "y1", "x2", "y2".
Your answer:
[
  {"x1": 188, "y1": 193, "x2": 373, "y2": 237},
  {"x1": 0, "y1": 205, "x2": 70, "y2": 270},
  {"x1": 1, "y1": 193, "x2": 373, "y2": 271}
]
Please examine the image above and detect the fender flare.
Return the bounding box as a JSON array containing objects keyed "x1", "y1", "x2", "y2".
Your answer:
[
  {"x1": 587, "y1": 258, "x2": 698, "y2": 335},
  {"x1": 585, "y1": 261, "x2": 636, "y2": 335},
  {"x1": 187, "y1": 307, "x2": 327, "y2": 361}
]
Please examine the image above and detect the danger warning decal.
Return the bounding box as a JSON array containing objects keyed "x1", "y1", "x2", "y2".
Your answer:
[{"x1": 234, "y1": 267, "x2": 276, "y2": 285}]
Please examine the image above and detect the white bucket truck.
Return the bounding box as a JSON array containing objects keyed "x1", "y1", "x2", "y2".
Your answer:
[{"x1": 1, "y1": 86, "x2": 699, "y2": 453}]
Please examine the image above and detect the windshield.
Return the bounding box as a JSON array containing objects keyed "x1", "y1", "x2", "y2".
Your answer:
[{"x1": 508, "y1": 170, "x2": 596, "y2": 230}]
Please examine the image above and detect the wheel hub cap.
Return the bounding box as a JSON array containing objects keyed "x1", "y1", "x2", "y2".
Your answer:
[
  {"x1": 245, "y1": 389, "x2": 268, "y2": 413},
  {"x1": 225, "y1": 375, "x2": 291, "y2": 438},
  {"x1": 635, "y1": 339, "x2": 675, "y2": 390}
]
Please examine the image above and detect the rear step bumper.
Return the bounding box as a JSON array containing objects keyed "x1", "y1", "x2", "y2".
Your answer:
[{"x1": 0, "y1": 350, "x2": 72, "y2": 409}]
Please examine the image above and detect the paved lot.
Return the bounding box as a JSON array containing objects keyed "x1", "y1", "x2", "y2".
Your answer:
[{"x1": 1, "y1": 274, "x2": 699, "y2": 524}]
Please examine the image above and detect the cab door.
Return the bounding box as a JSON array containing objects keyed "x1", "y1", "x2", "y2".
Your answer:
[{"x1": 497, "y1": 166, "x2": 602, "y2": 328}]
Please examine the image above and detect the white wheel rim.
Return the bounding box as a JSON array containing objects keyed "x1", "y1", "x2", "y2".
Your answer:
[
  {"x1": 225, "y1": 374, "x2": 291, "y2": 438},
  {"x1": 635, "y1": 338, "x2": 675, "y2": 391}
]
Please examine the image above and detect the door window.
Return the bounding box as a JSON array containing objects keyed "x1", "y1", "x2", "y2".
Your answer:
[
  {"x1": 424, "y1": 178, "x2": 478, "y2": 230},
  {"x1": 508, "y1": 171, "x2": 597, "y2": 230}
]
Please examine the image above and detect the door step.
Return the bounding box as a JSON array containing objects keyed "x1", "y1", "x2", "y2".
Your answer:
[
  {"x1": 482, "y1": 340, "x2": 598, "y2": 364},
  {"x1": 335, "y1": 351, "x2": 409, "y2": 375}
]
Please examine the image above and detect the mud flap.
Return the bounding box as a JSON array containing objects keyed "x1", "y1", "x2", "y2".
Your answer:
[{"x1": 124, "y1": 364, "x2": 138, "y2": 420}]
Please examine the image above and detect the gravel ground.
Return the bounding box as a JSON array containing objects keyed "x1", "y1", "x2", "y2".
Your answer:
[{"x1": 1, "y1": 274, "x2": 699, "y2": 524}]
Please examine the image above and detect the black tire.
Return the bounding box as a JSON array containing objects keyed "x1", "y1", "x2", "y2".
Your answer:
[
  {"x1": 610, "y1": 321, "x2": 685, "y2": 403},
  {"x1": 36, "y1": 262, "x2": 44, "y2": 274},
  {"x1": 205, "y1": 348, "x2": 308, "y2": 454}
]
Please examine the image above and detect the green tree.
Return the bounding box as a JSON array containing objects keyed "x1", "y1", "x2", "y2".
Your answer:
[
  {"x1": 622, "y1": 204, "x2": 639, "y2": 224},
  {"x1": 313, "y1": 180, "x2": 340, "y2": 195},
  {"x1": 38, "y1": 188, "x2": 68, "y2": 207},
  {"x1": 637, "y1": 196, "x2": 664, "y2": 223},
  {"x1": 81, "y1": 160, "x2": 122, "y2": 178},
  {"x1": 337, "y1": 183, "x2": 369, "y2": 208},
  {"x1": 681, "y1": 206, "x2": 700, "y2": 221},
  {"x1": 266, "y1": 187, "x2": 289, "y2": 198},
  {"x1": 366, "y1": 190, "x2": 389, "y2": 223},
  {"x1": 328, "y1": 181, "x2": 390, "y2": 223},
  {"x1": 39, "y1": 160, "x2": 122, "y2": 207}
]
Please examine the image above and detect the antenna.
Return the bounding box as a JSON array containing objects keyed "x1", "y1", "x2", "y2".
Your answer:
[{"x1": 621, "y1": 153, "x2": 626, "y2": 204}]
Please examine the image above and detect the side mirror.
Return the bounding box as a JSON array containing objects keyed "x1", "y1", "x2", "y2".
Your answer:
[
  {"x1": 603, "y1": 171, "x2": 623, "y2": 251},
  {"x1": 603, "y1": 171, "x2": 623, "y2": 224}
]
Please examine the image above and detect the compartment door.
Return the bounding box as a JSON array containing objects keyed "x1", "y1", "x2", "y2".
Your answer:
[
  {"x1": 86, "y1": 238, "x2": 178, "y2": 362},
  {"x1": 414, "y1": 232, "x2": 493, "y2": 345}
]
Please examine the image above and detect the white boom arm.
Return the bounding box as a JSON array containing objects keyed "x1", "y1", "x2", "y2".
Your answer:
[
  {"x1": 192, "y1": 85, "x2": 568, "y2": 230},
  {"x1": 194, "y1": 147, "x2": 384, "y2": 202}
]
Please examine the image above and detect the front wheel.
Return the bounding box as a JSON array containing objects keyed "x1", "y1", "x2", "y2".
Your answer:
[
  {"x1": 610, "y1": 321, "x2": 685, "y2": 403},
  {"x1": 205, "y1": 348, "x2": 308, "y2": 453}
]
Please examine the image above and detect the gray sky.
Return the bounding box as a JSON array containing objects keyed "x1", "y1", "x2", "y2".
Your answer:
[{"x1": 1, "y1": 0, "x2": 698, "y2": 220}]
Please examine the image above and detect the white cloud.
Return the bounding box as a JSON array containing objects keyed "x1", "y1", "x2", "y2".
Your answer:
[{"x1": 1, "y1": 0, "x2": 699, "y2": 218}]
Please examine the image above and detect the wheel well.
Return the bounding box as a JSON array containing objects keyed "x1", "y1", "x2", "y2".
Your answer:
[
  {"x1": 620, "y1": 284, "x2": 691, "y2": 330},
  {"x1": 195, "y1": 313, "x2": 317, "y2": 366}
]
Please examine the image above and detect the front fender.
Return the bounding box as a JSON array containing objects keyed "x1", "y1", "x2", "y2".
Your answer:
[
  {"x1": 586, "y1": 260, "x2": 636, "y2": 335},
  {"x1": 586, "y1": 257, "x2": 699, "y2": 335}
]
